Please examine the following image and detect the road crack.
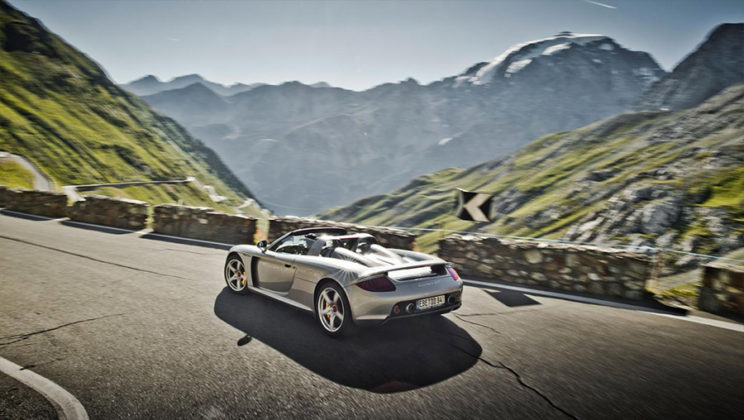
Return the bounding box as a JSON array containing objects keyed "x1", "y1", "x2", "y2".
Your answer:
[
  {"x1": 0, "y1": 235, "x2": 189, "y2": 280},
  {"x1": 20, "y1": 358, "x2": 64, "y2": 371},
  {"x1": 495, "y1": 360, "x2": 578, "y2": 420},
  {"x1": 442, "y1": 340, "x2": 577, "y2": 420},
  {"x1": 452, "y1": 313, "x2": 502, "y2": 335},
  {"x1": 0, "y1": 313, "x2": 124, "y2": 346}
]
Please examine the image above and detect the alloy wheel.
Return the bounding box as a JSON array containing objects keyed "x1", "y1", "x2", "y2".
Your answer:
[
  {"x1": 317, "y1": 287, "x2": 345, "y2": 333},
  {"x1": 225, "y1": 258, "x2": 247, "y2": 292}
]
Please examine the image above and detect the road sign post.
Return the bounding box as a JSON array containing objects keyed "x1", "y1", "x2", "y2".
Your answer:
[{"x1": 454, "y1": 188, "x2": 493, "y2": 222}]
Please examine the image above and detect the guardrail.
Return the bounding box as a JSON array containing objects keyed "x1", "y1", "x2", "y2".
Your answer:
[
  {"x1": 699, "y1": 263, "x2": 744, "y2": 316},
  {"x1": 68, "y1": 195, "x2": 148, "y2": 230},
  {"x1": 0, "y1": 186, "x2": 67, "y2": 218},
  {"x1": 152, "y1": 204, "x2": 256, "y2": 244},
  {"x1": 438, "y1": 234, "x2": 653, "y2": 300}
]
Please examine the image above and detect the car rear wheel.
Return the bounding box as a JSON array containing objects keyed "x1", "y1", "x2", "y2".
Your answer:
[
  {"x1": 225, "y1": 255, "x2": 249, "y2": 295},
  {"x1": 316, "y1": 283, "x2": 353, "y2": 337}
]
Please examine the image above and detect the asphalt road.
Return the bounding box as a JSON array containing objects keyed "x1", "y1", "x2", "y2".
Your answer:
[{"x1": 1, "y1": 211, "x2": 743, "y2": 419}]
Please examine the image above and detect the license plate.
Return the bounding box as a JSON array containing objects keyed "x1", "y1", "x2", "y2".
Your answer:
[{"x1": 416, "y1": 295, "x2": 445, "y2": 310}]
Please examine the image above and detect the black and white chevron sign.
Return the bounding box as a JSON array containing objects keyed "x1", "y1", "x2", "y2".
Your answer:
[{"x1": 454, "y1": 188, "x2": 492, "y2": 222}]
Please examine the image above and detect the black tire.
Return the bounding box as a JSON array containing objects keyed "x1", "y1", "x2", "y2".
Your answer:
[
  {"x1": 315, "y1": 282, "x2": 354, "y2": 338},
  {"x1": 224, "y1": 254, "x2": 250, "y2": 295}
]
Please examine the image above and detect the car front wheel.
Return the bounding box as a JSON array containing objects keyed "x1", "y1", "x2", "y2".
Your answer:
[{"x1": 225, "y1": 255, "x2": 249, "y2": 295}]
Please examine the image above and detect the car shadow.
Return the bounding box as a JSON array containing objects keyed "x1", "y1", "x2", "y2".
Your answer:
[
  {"x1": 213, "y1": 287, "x2": 482, "y2": 393},
  {"x1": 0, "y1": 209, "x2": 59, "y2": 221},
  {"x1": 60, "y1": 220, "x2": 132, "y2": 234},
  {"x1": 486, "y1": 290, "x2": 541, "y2": 307},
  {"x1": 468, "y1": 277, "x2": 689, "y2": 315}
]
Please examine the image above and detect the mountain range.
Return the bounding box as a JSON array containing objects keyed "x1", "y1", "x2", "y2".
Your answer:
[
  {"x1": 132, "y1": 31, "x2": 666, "y2": 215},
  {"x1": 121, "y1": 73, "x2": 265, "y2": 97},
  {"x1": 0, "y1": 1, "x2": 259, "y2": 213}
]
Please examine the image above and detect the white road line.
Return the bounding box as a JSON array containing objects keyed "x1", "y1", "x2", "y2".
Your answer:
[
  {"x1": 0, "y1": 356, "x2": 89, "y2": 420},
  {"x1": 650, "y1": 313, "x2": 744, "y2": 334},
  {"x1": 464, "y1": 279, "x2": 744, "y2": 334}
]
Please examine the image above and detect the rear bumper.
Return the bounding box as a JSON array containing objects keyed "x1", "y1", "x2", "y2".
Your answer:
[
  {"x1": 383, "y1": 301, "x2": 461, "y2": 324},
  {"x1": 347, "y1": 274, "x2": 463, "y2": 325},
  {"x1": 354, "y1": 301, "x2": 462, "y2": 327}
]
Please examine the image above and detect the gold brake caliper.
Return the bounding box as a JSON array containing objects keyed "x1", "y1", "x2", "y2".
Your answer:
[{"x1": 241, "y1": 272, "x2": 246, "y2": 286}]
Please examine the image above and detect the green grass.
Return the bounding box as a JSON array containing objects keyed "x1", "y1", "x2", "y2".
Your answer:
[
  {"x1": 0, "y1": 5, "x2": 260, "y2": 215},
  {"x1": 657, "y1": 281, "x2": 700, "y2": 298},
  {"x1": 91, "y1": 184, "x2": 235, "y2": 213},
  {"x1": 702, "y1": 166, "x2": 744, "y2": 210},
  {"x1": 0, "y1": 159, "x2": 34, "y2": 189}
]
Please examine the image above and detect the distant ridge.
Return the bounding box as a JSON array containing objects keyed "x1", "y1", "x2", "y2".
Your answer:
[
  {"x1": 121, "y1": 74, "x2": 264, "y2": 96},
  {"x1": 634, "y1": 23, "x2": 744, "y2": 111}
]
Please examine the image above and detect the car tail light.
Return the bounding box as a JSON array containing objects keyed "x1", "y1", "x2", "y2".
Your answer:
[
  {"x1": 356, "y1": 276, "x2": 396, "y2": 292},
  {"x1": 446, "y1": 266, "x2": 461, "y2": 282}
]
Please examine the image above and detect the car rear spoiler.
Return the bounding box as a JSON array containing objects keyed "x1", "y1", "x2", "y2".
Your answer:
[{"x1": 359, "y1": 260, "x2": 448, "y2": 280}]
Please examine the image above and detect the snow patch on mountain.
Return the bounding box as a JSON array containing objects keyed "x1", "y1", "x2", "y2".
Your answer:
[
  {"x1": 457, "y1": 32, "x2": 611, "y2": 85},
  {"x1": 505, "y1": 59, "x2": 532, "y2": 76},
  {"x1": 543, "y1": 43, "x2": 572, "y2": 56}
]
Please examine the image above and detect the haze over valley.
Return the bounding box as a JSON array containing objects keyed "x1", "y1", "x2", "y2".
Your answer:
[{"x1": 128, "y1": 31, "x2": 666, "y2": 215}]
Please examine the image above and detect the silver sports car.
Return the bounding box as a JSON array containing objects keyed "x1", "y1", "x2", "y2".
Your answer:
[{"x1": 223, "y1": 227, "x2": 463, "y2": 337}]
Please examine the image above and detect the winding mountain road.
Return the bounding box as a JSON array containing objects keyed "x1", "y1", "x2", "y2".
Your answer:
[
  {"x1": 1, "y1": 211, "x2": 743, "y2": 419},
  {"x1": 0, "y1": 152, "x2": 55, "y2": 191}
]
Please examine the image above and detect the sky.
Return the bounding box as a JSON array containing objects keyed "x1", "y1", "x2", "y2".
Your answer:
[{"x1": 9, "y1": 0, "x2": 744, "y2": 91}]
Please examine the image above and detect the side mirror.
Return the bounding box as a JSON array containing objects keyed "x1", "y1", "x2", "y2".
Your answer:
[{"x1": 257, "y1": 240, "x2": 268, "y2": 253}]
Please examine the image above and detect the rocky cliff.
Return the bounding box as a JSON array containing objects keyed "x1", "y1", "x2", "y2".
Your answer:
[{"x1": 634, "y1": 23, "x2": 744, "y2": 111}]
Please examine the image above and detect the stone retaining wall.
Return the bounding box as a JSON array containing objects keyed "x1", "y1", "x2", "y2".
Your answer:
[
  {"x1": 0, "y1": 186, "x2": 67, "y2": 218},
  {"x1": 438, "y1": 235, "x2": 653, "y2": 300},
  {"x1": 152, "y1": 204, "x2": 256, "y2": 244},
  {"x1": 267, "y1": 216, "x2": 415, "y2": 250},
  {"x1": 68, "y1": 195, "x2": 148, "y2": 230},
  {"x1": 699, "y1": 263, "x2": 744, "y2": 315}
]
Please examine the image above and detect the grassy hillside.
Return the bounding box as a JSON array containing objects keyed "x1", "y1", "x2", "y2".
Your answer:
[
  {"x1": 321, "y1": 83, "x2": 744, "y2": 257},
  {"x1": 0, "y1": 1, "x2": 260, "y2": 214},
  {"x1": 92, "y1": 184, "x2": 236, "y2": 214},
  {"x1": 0, "y1": 158, "x2": 33, "y2": 189}
]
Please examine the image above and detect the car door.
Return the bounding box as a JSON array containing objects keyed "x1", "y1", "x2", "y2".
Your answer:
[{"x1": 256, "y1": 250, "x2": 296, "y2": 294}]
